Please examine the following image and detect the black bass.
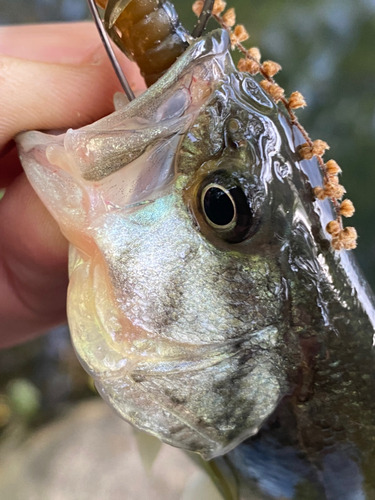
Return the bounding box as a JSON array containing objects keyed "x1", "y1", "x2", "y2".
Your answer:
[{"x1": 16, "y1": 1, "x2": 375, "y2": 498}]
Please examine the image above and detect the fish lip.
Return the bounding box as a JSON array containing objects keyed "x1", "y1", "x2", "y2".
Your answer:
[
  {"x1": 92, "y1": 325, "x2": 283, "y2": 460},
  {"x1": 84, "y1": 325, "x2": 280, "y2": 390},
  {"x1": 16, "y1": 129, "x2": 64, "y2": 154}
]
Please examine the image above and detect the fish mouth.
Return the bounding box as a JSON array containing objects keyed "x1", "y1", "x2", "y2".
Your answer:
[{"x1": 92, "y1": 324, "x2": 284, "y2": 459}]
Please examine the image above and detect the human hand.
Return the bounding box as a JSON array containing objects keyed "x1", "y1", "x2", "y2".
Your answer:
[{"x1": 0, "y1": 22, "x2": 145, "y2": 348}]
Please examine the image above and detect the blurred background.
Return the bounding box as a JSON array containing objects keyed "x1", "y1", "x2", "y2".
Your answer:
[{"x1": 0, "y1": 0, "x2": 374, "y2": 498}]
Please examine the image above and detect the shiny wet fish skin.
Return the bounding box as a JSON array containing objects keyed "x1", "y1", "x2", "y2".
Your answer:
[{"x1": 16, "y1": 27, "x2": 375, "y2": 500}]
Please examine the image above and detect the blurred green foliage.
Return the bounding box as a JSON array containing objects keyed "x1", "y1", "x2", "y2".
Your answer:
[{"x1": 7, "y1": 379, "x2": 41, "y2": 419}]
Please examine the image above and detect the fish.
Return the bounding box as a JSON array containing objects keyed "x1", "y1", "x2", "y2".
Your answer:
[{"x1": 16, "y1": 0, "x2": 375, "y2": 498}]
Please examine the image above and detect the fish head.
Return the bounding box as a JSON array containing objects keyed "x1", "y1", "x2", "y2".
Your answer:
[{"x1": 17, "y1": 29, "x2": 322, "y2": 459}]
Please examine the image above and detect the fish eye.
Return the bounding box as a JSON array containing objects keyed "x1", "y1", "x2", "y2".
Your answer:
[
  {"x1": 202, "y1": 184, "x2": 236, "y2": 229},
  {"x1": 198, "y1": 172, "x2": 254, "y2": 243}
]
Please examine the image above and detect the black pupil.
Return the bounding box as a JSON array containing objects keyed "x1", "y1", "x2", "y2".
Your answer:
[{"x1": 203, "y1": 187, "x2": 235, "y2": 226}]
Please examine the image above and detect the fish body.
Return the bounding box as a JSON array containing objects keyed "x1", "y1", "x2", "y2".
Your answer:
[{"x1": 16, "y1": 11, "x2": 375, "y2": 500}]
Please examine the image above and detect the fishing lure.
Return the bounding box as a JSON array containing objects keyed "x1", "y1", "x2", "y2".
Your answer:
[{"x1": 16, "y1": 1, "x2": 375, "y2": 498}]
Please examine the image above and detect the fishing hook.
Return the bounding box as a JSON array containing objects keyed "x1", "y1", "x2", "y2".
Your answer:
[
  {"x1": 191, "y1": 0, "x2": 215, "y2": 38},
  {"x1": 87, "y1": 0, "x2": 135, "y2": 101}
]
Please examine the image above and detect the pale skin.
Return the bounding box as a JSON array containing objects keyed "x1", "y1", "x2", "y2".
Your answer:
[{"x1": 0, "y1": 22, "x2": 145, "y2": 349}]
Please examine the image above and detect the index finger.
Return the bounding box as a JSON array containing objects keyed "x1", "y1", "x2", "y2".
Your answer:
[
  {"x1": 0, "y1": 22, "x2": 107, "y2": 64},
  {"x1": 0, "y1": 22, "x2": 145, "y2": 185}
]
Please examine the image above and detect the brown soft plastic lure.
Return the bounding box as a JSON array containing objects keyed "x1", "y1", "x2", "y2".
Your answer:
[{"x1": 96, "y1": 0, "x2": 189, "y2": 86}]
